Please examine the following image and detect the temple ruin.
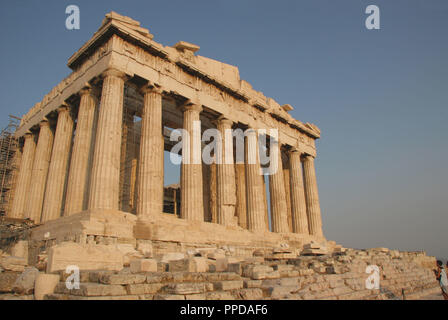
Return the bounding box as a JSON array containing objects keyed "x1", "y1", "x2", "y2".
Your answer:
[
  {"x1": 0, "y1": 12, "x2": 443, "y2": 301},
  {"x1": 8, "y1": 12, "x2": 325, "y2": 251}
]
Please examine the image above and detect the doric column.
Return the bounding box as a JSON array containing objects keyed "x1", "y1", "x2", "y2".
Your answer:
[
  {"x1": 262, "y1": 176, "x2": 269, "y2": 229},
  {"x1": 88, "y1": 69, "x2": 126, "y2": 210},
  {"x1": 209, "y1": 159, "x2": 218, "y2": 223},
  {"x1": 120, "y1": 109, "x2": 136, "y2": 212},
  {"x1": 283, "y1": 164, "x2": 293, "y2": 232},
  {"x1": 137, "y1": 85, "x2": 164, "y2": 218},
  {"x1": 268, "y1": 140, "x2": 289, "y2": 233},
  {"x1": 64, "y1": 87, "x2": 98, "y2": 215},
  {"x1": 235, "y1": 163, "x2": 247, "y2": 229},
  {"x1": 26, "y1": 120, "x2": 54, "y2": 223},
  {"x1": 245, "y1": 129, "x2": 266, "y2": 232},
  {"x1": 289, "y1": 149, "x2": 309, "y2": 234},
  {"x1": 303, "y1": 154, "x2": 323, "y2": 236},
  {"x1": 202, "y1": 162, "x2": 211, "y2": 221},
  {"x1": 41, "y1": 105, "x2": 74, "y2": 222},
  {"x1": 216, "y1": 117, "x2": 236, "y2": 226},
  {"x1": 9, "y1": 132, "x2": 36, "y2": 218},
  {"x1": 180, "y1": 102, "x2": 204, "y2": 222}
]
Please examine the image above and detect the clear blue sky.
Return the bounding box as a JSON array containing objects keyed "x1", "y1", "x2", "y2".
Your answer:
[{"x1": 0, "y1": 1, "x2": 447, "y2": 259}]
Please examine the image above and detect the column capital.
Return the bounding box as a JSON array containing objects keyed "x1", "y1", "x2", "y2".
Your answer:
[
  {"x1": 215, "y1": 116, "x2": 233, "y2": 128},
  {"x1": 245, "y1": 127, "x2": 258, "y2": 136},
  {"x1": 57, "y1": 103, "x2": 71, "y2": 114},
  {"x1": 24, "y1": 131, "x2": 34, "y2": 139},
  {"x1": 140, "y1": 82, "x2": 163, "y2": 95},
  {"x1": 302, "y1": 153, "x2": 315, "y2": 162},
  {"x1": 39, "y1": 118, "x2": 50, "y2": 128},
  {"x1": 181, "y1": 100, "x2": 202, "y2": 113},
  {"x1": 79, "y1": 84, "x2": 100, "y2": 104},
  {"x1": 289, "y1": 147, "x2": 303, "y2": 155},
  {"x1": 101, "y1": 68, "x2": 128, "y2": 80},
  {"x1": 79, "y1": 83, "x2": 93, "y2": 96}
]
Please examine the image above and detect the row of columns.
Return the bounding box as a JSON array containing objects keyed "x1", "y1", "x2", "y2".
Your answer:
[{"x1": 9, "y1": 67, "x2": 323, "y2": 237}]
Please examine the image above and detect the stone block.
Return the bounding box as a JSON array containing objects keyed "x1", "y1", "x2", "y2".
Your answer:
[
  {"x1": 242, "y1": 265, "x2": 274, "y2": 279},
  {"x1": 301, "y1": 249, "x2": 328, "y2": 256},
  {"x1": 252, "y1": 270, "x2": 280, "y2": 280},
  {"x1": 99, "y1": 273, "x2": 146, "y2": 285},
  {"x1": 154, "y1": 294, "x2": 185, "y2": 300},
  {"x1": 60, "y1": 283, "x2": 127, "y2": 296},
  {"x1": 215, "y1": 258, "x2": 228, "y2": 272},
  {"x1": 136, "y1": 241, "x2": 153, "y2": 257},
  {"x1": 303, "y1": 242, "x2": 321, "y2": 249},
  {"x1": 0, "y1": 272, "x2": 19, "y2": 293},
  {"x1": 160, "y1": 252, "x2": 185, "y2": 263},
  {"x1": 34, "y1": 274, "x2": 60, "y2": 300},
  {"x1": 12, "y1": 267, "x2": 40, "y2": 294},
  {"x1": 130, "y1": 259, "x2": 157, "y2": 273},
  {"x1": 207, "y1": 252, "x2": 226, "y2": 260},
  {"x1": 165, "y1": 282, "x2": 208, "y2": 295},
  {"x1": 126, "y1": 283, "x2": 163, "y2": 295},
  {"x1": 196, "y1": 248, "x2": 216, "y2": 256},
  {"x1": 0, "y1": 256, "x2": 27, "y2": 272},
  {"x1": 115, "y1": 243, "x2": 142, "y2": 266},
  {"x1": 204, "y1": 272, "x2": 241, "y2": 282},
  {"x1": 273, "y1": 246, "x2": 292, "y2": 254},
  {"x1": 228, "y1": 263, "x2": 242, "y2": 274},
  {"x1": 266, "y1": 285, "x2": 298, "y2": 299},
  {"x1": 244, "y1": 279, "x2": 263, "y2": 288},
  {"x1": 11, "y1": 241, "x2": 29, "y2": 263},
  {"x1": 332, "y1": 286, "x2": 353, "y2": 296},
  {"x1": 252, "y1": 250, "x2": 264, "y2": 257},
  {"x1": 46, "y1": 242, "x2": 124, "y2": 273},
  {"x1": 189, "y1": 257, "x2": 208, "y2": 272},
  {"x1": 213, "y1": 280, "x2": 243, "y2": 291},
  {"x1": 185, "y1": 293, "x2": 206, "y2": 300},
  {"x1": 169, "y1": 259, "x2": 190, "y2": 272},
  {"x1": 271, "y1": 252, "x2": 297, "y2": 259},
  {"x1": 234, "y1": 288, "x2": 263, "y2": 300},
  {"x1": 205, "y1": 291, "x2": 235, "y2": 300},
  {"x1": 273, "y1": 264, "x2": 294, "y2": 272}
]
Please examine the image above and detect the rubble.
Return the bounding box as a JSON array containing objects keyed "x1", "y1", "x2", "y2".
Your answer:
[{"x1": 0, "y1": 230, "x2": 443, "y2": 300}]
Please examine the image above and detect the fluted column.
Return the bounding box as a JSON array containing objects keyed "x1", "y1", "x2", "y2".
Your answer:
[
  {"x1": 268, "y1": 140, "x2": 289, "y2": 233},
  {"x1": 88, "y1": 69, "x2": 126, "y2": 210},
  {"x1": 216, "y1": 117, "x2": 236, "y2": 226},
  {"x1": 9, "y1": 132, "x2": 36, "y2": 218},
  {"x1": 64, "y1": 87, "x2": 98, "y2": 215},
  {"x1": 245, "y1": 129, "x2": 266, "y2": 232},
  {"x1": 137, "y1": 85, "x2": 164, "y2": 218},
  {"x1": 289, "y1": 149, "x2": 309, "y2": 234},
  {"x1": 283, "y1": 164, "x2": 293, "y2": 232},
  {"x1": 41, "y1": 106, "x2": 74, "y2": 222},
  {"x1": 180, "y1": 102, "x2": 204, "y2": 222},
  {"x1": 202, "y1": 162, "x2": 212, "y2": 222},
  {"x1": 209, "y1": 159, "x2": 217, "y2": 223},
  {"x1": 26, "y1": 120, "x2": 54, "y2": 223},
  {"x1": 303, "y1": 154, "x2": 323, "y2": 236},
  {"x1": 120, "y1": 110, "x2": 136, "y2": 212},
  {"x1": 235, "y1": 163, "x2": 247, "y2": 229},
  {"x1": 262, "y1": 176, "x2": 269, "y2": 229}
]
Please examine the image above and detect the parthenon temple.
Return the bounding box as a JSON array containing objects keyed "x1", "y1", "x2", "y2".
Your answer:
[{"x1": 8, "y1": 12, "x2": 325, "y2": 250}]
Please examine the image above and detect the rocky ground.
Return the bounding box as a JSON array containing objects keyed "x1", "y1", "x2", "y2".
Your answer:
[{"x1": 0, "y1": 236, "x2": 443, "y2": 300}]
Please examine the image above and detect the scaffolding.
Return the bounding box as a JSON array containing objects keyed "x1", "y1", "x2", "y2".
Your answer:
[{"x1": 0, "y1": 115, "x2": 20, "y2": 216}]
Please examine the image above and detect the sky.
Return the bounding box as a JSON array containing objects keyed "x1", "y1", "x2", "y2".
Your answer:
[{"x1": 0, "y1": 1, "x2": 447, "y2": 259}]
